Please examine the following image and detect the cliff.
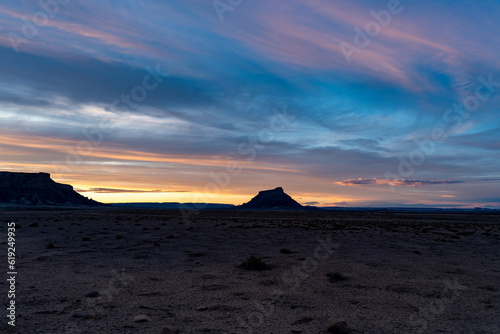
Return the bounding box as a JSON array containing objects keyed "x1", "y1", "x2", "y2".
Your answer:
[{"x1": 0, "y1": 172, "x2": 102, "y2": 206}]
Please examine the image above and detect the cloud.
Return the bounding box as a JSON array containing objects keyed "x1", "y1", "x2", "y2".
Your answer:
[
  {"x1": 337, "y1": 178, "x2": 464, "y2": 187},
  {"x1": 304, "y1": 201, "x2": 319, "y2": 205},
  {"x1": 75, "y1": 188, "x2": 187, "y2": 193},
  {"x1": 338, "y1": 138, "x2": 388, "y2": 152},
  {"x1": 324, "y1": 201, "x2": 349, "y2": 207},
  {"x1": 0, "y1": 0, "x2": 499, "y2": 208}
]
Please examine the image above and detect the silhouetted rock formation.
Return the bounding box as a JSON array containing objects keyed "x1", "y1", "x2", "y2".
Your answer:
[
  {"x1": 240, "y1": 187, "x2": 303, "y2": 209},
  {"x1": 0, "y1": 172, "x2": 102, "y2": 206}
]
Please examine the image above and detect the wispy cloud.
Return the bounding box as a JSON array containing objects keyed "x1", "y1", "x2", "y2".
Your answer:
[
  {"x1": 0, "y1": 0, "x2": 499, "y2": 207},
  {"x1": 75, "y1": 188, "x2": 187, "y2": 194},
  {"x1": 337, "y1": 178, "x2": 464, "y2": 187}
]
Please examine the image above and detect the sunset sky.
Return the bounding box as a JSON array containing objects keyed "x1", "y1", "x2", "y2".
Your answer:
[{"x1": 1, "y1": 0, "x2": 499, "y2": 207}]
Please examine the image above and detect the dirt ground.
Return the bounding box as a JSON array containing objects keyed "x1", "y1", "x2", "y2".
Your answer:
[{"x1": 1, "y1": 209, "x2": 499, "y2": 333}]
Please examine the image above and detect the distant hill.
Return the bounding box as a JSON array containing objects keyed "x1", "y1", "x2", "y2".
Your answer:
[
  {"x1": 239, "y1": 187, "x2": 303, "y2": 210},
  {"x1": 0, "y1": 172, "x2": 102, "y2": 206}
]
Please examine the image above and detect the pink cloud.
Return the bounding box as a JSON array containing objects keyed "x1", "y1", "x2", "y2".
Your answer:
[
  {"x1": 337, "y1": 178, "x2": 464, "y2": 187},
  {"x1": 215, "y1": 0, "x2": 469, "y2": 92}
]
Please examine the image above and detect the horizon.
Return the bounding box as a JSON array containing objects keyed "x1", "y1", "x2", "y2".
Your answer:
[
  {"x1": 1, "y1": 1, "x2": 499, "y2": 208},
  {"x1": 87, "y1": 184, "x2": 500, "y2": 209}
]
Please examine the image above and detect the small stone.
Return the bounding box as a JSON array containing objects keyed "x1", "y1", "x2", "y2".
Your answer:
[
  {"x1": 133, "y1": 314, "x2": 152, "y2": 323},
  {"x1": 326, "y1": 320, "x2": 350, "y2": 334},
  {"x1": 195, "y1": 306, "x2": 208, "y2": 311},
  {"x1": 73, "y1": 311, "x2": 87, "y2": 318},
  {"x1": 85, "y1": 291, "x2": 99, "y2": 298}
]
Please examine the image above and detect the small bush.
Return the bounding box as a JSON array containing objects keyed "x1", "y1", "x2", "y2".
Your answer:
[
  {"x1": 326, "y1": 271, "x2": 347, "y2": 282},
  {"x1": 240, "y1": 256, "x2": 267, "y2": 271},
  {"x1": 280, "y1": 248, "x2": 293, "y2": 254}
]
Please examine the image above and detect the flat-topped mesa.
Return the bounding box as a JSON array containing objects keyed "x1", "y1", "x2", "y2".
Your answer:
[
  {"x1": 0, "y1": 171, "x2": 102, "y2": 206},
  {"x1": 258, "y1": 186, "x2": 284, "y2": 194},
  {"x1": 239, "y1": 187, "x2": 303, "y2": 210}
]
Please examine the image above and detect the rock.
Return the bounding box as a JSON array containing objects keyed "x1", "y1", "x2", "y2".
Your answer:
[
  {"x1": 326, "y1": 320, "x2": 350, "y2": 334},
  {"x1": 239, "y1": 187, "x2": 303, "y2": 210},
  {"x1": 195, "y1": 306, "x2": 208, "y2": 311},
  {"x1": 85, "y1": 291, "x2": 99, "y2": 298},
  {"x1": 73, "y1": 311, "x2": 87, "y2": 318},
  {"x1": 0, "y1": 171, "x2": 104, "y2": 206},
  {"x1": 133, "y1": 314, "x2": 152, "y2": 322}
]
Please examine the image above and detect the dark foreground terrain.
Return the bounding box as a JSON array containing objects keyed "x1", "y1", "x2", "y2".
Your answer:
[{"x1": 1, "y1": 209, "x2": 499, "y2": 333}]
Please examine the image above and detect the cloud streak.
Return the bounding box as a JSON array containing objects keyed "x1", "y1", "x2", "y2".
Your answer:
[
  {"x1": 75, "y1": 188, "x2": 188, "y2": 194},
  {"x1": 0, "y1": 0, "x2": 499, "y2": 207},
  {"x1": 338, "y1": 178, "x2": 464, "y2": 187}
]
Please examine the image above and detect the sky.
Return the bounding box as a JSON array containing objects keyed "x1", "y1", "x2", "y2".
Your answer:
[{"x1": 0, "y1": 0, "x2": 499, "y2": 208}]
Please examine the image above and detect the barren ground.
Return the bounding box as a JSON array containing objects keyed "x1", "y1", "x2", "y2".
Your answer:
[{"x1": 1, "y1": 209, "x2": 499, "y2": 333}]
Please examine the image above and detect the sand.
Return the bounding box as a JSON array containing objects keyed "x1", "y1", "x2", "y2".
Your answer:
[{"x1": 0, "y1": 209, "x2": 499, "y2": 333}]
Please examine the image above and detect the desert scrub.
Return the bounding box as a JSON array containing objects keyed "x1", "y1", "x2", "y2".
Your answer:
[
  {"x1": 280, "y1": 248, "x2": 293, "y2": 254},
  {"x1": 326, "y1": 271, "x2": 347, "y2": 282},
  {"x1": 239, "y1": 255, "x2": 268, "y2": 271}
]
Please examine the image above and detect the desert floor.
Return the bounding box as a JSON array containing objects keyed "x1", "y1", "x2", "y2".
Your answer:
[{"x1": 1, "y1": 209, "x2": 499, "y2": 334}]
